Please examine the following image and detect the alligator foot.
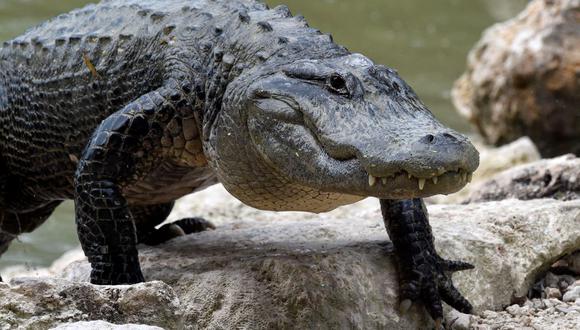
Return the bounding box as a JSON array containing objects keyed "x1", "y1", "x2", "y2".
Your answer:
[
  {"x1": 172, "y1": 217, "x2": 217, "y2": 234},
  {"x1": 142, "y1": 217, "x2": 215, "y2": 246},
  {"x1": 397, "y1": 252, "x2": 474, "y2": 322},
  {"x1": 380, "y1": 198, "x2": 474, "y2": 323}
]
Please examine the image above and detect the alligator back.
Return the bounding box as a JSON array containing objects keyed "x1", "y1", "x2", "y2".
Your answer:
[
  {"x1": 0, "y1": 0, "x2": 256, "y2": 198},
  {"x1": 8, "y1": 0, "x2": 257, "y2": 44}
]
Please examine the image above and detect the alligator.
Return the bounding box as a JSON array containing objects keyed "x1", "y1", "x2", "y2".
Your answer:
[{"x1": 0, "y1": 0, "x2": 479, "y2": 324}]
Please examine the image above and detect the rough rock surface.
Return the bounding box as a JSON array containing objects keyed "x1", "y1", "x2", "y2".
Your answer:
[
  {"x1": 464, "y1": 154, "x2": 580, "y2": 203},
  {"x1": 452, "y1": 0, "x2": 580, "y2": 157},
  {"x1": 52, "y1": 321, "x2": 164, "y2": 330},
  {"x1": 1, "y1": 186, "x2": 579, "y2": 329},
  {"x1": 0, "y1": 279, "x2": 181, "y2": 329},
  {"x1": 470, "y1": 299, "x2": 580, "y2": 330}
]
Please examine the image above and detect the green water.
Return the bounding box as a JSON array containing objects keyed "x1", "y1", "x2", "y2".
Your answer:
[{"x1": 0, "y1": 0, "x2": 528, "y2": 271}]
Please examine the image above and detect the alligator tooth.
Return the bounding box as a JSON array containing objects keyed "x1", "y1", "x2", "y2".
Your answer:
[
  {"x1": 382, "y1": 177, "x2": 387, "y2": 185},
  {"x1": 461, "y1": 172, "x2": 467, "y2": 182},
  {"x1": 467, "y1": 173, "x2": 473, "y2": 183},
  {"x1": 369, "y1": 175, "x2": 377, "y2": 187},
  {"x1": 408, "y1": 173, "x2": 412, "y2": 179},
  {"x1": 418, "y1": 178, "x2": 426, "y2": 190},
  {"x1": 432, "y1": 176, "x2": 438, "y2": 184}
]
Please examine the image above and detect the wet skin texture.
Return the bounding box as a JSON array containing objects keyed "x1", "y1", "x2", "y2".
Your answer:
[{"x1": 0, "y1": 0, "x2": 479, "y2": 323}]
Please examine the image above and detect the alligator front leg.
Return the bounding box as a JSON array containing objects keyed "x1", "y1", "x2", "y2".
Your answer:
[
  {"x1": 75, "y1": 81, "x2": 192, "y2": 285},
  {"x1": 380, "y1": 198, "x2": 473, "y2": 324},
  {"x1": 74, "y1": 106, "x2": 149, "y2": 284},
  {"x1": 75, "y1": 179, "x2": 142, "y2": 285}
]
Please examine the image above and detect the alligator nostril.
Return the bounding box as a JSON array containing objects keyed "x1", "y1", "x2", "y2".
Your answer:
[
  {"x1": 424, "y1": 134, "x2": 435, "y2": 143},
  {"x1": 442, "y1": 132, "x2": 457, "y2": 141}
]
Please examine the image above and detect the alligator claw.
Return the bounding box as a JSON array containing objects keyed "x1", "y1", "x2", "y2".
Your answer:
[
  {"x1": 141, "y1": 217, "x2": 216, "y2": 246},
  {"x1": 173, "y1": 217, "x2": 216, "y2": 234},
  {"x1": 434, "y1": 317, "x2": 443, "y2": 330},
  {"x1": 398, "y1": 256, "x2": 473, "y2": 321},
  {"x1": 440, "y1": 258, "x2": 475, "y2": 272},
  {"x1": 439, "y1": 269, "x2": 474, "y2": 314}
]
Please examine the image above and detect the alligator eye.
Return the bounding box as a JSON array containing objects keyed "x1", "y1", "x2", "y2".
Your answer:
[{"x1": 327, "y1": 74, "x2": 349, "y2": 96}]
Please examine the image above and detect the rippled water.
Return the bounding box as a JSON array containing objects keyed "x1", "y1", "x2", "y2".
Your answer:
[{"x1": 0, "y1": 0, "x2": 528, "y2": 271}]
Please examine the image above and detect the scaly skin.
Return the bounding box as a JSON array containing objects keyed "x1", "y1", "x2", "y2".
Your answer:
[{"x1": 0, "y1": 0, "x2": 479, "y2": 321}]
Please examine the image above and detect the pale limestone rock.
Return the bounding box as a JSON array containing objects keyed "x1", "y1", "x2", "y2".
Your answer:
[
  {"x1": 545, "y1": 288, "x2": 563, "y2": 300},
  {"x1": 0, "y1": 279, "x2": 181, "y2": 329},
  {"x1": 564, "y1": 287, "x2": 580, "y2": 302},
  {"x1": 51, "y1": 321, "x2": 163, "y2": 330}
]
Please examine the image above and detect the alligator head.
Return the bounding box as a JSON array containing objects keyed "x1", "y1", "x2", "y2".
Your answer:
[{"x1": 208, "y1": 54, "x2": 479, "y2": 212}]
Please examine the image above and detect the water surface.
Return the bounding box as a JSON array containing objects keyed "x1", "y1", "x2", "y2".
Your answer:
[{"x1": 0, "y1": 0, "x2": 527, "y2": 271}]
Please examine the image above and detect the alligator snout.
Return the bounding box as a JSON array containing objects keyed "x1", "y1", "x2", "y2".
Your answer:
[{"x1": 355, "y1": 129, "x2": 479, "y2": 184}]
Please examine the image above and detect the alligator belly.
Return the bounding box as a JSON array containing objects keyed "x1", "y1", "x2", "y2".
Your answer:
[{"x1": 123, "y1": 162, "x2": 217, "y2": 205}]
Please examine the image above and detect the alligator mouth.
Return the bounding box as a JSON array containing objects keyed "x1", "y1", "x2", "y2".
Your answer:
[
  {"x1": 366, "y1": 168, "x2": 472, "y2": 191},
  {"x1": 249, "y1": 96, "x2": 474, "y2": 199}
]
